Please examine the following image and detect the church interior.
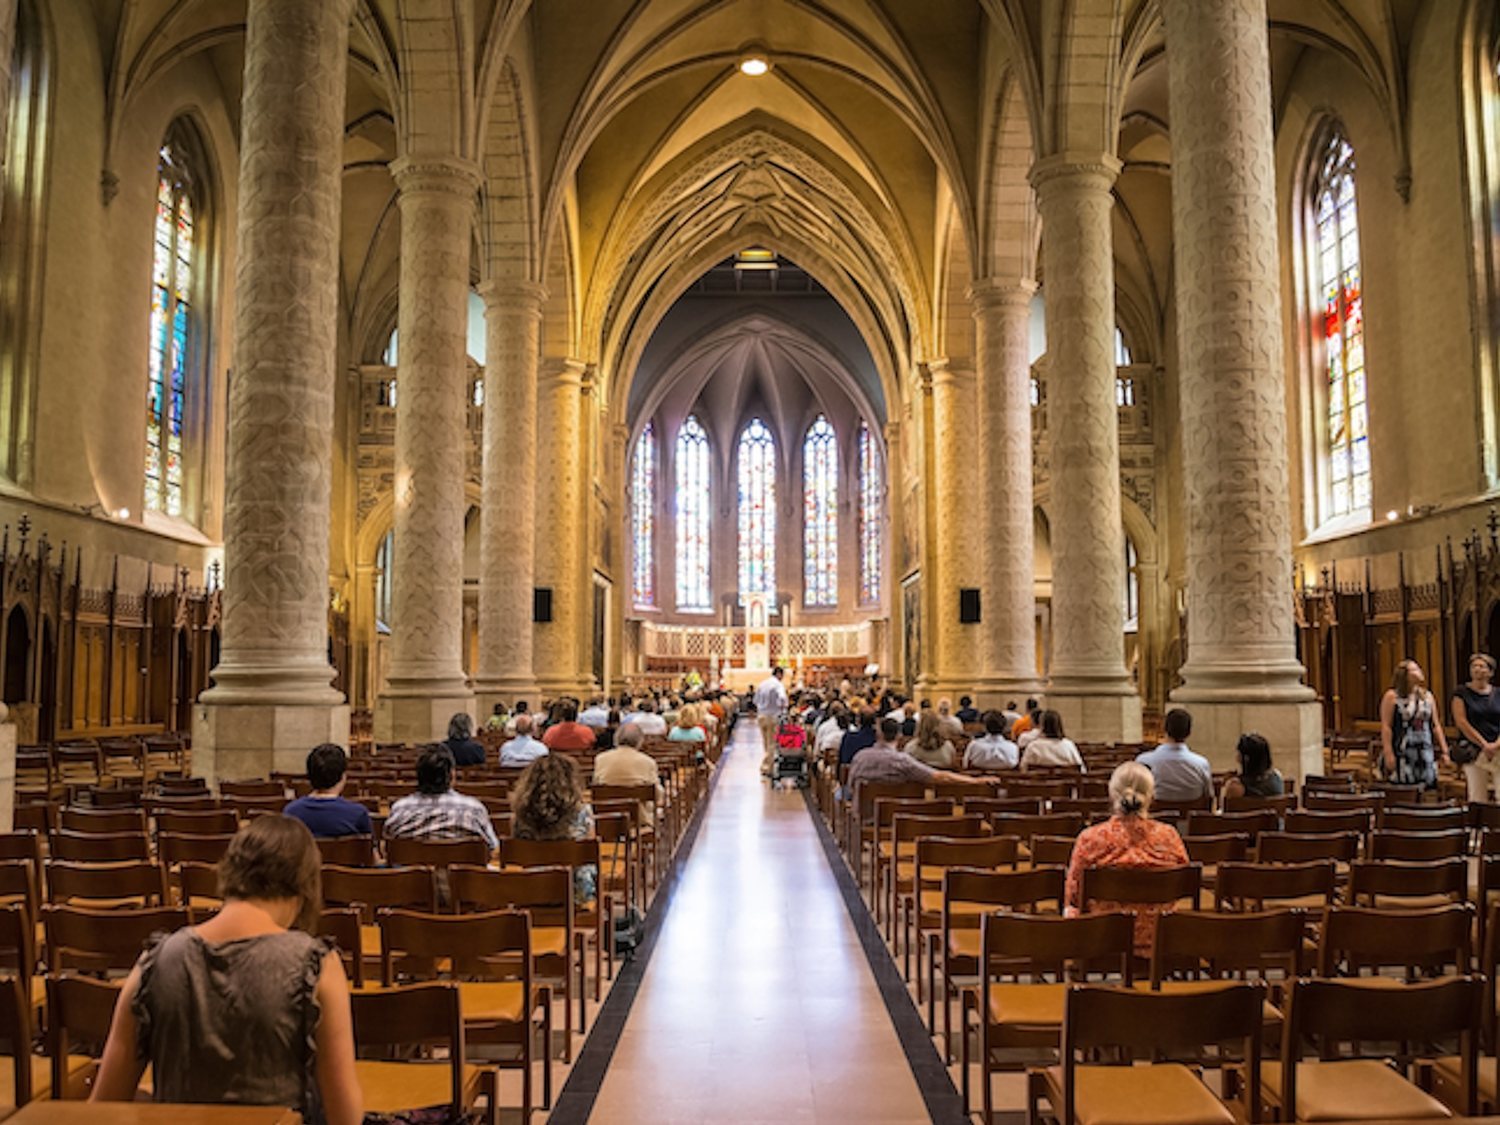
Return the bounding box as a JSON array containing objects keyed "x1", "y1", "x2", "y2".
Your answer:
[{"x1": 0, "y1": 0, "x2": 1496, "y2": 1122}]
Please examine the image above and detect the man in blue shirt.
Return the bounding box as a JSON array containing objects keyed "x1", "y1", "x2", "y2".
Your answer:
[
  {"x1": 1136, "y1": 708, "x2": 1214, "y2": 804},
  {"x1": 283, "y1": 743, "x2": 373, "y2": 838},
  {"x1": 838, "y1": 708, "x2": 879, "y2": 766}
]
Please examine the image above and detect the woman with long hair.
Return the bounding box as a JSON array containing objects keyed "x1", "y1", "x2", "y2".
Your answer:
[
  {"x1": 1380, "y1": 658, "x2": 1450, "y2": 788},
  {"x1": 512, "y1": 754, "x2": 597, "y2": 902},
  {"x1": 908, "y1": 708, "x2": 956, "y2": 768},
  {"x1": 1219, "y1": 732, "x2": 1283, "y2": 802}
]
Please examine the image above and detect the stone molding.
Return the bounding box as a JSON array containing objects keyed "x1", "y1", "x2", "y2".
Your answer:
[
  {"x1": 390, "y1": 155, "x2": 482, "y2": 199},
  {"x1": 1028, "y1": 152, "x2": 1122, "y2": 196}
]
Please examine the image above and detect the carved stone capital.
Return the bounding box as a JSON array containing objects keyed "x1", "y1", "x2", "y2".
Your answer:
[
  {"x1": 477, "y1": 279, "x2": 547, "y2": 317},
  {"x1": 1028, "y1": 152, "x2": 1122, "y2": 197},
  {"x1": 540, "y1": 356, "x2": 588, "y2": 390},
  {"x1": 390, "y1": 155, "x2": 482, "y2": 199},
  {"x1": 969, "y1": 277, "x2": 1036, "y2": 316}
]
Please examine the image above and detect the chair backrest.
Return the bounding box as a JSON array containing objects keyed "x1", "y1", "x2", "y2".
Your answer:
[
  {"x1": 1151, "y1": 908, "x2": 1305, "y2": 983},
  {"x1": 377, "y1": 907, "x2": 531, "y2": 985},
  {"x1": 1151, "y1": 794, "x2": 1215, "y2": 817},
  {"x1": 1223, "y1": 793, "x2": 1295, "y2": 816},
  {"x1": 1187, "y1": 809, "x2": 1280, "y2": 840},
  {"x1": 317, "y1": 907, "x2": 364, "y2": 988},
  {"x1": 0, "y1": 965, "x2": 31, "y2": 1105},
  {"x1": 155, "y1": 808, "x2": 239, "y2": 836},
  {"x1": 1302, "y1": 790, "x2": 1381, "y2": 814},
  {"x1": 42, "y1": 904, "x2": 187, "y2": 974},
  {"x1": 989, "y1": 811, "x2": 1085, "y2": 841},
  {"x1": 158, "y1": 832, "x2": 235, "y2": 868},
  {"x1": 1214, "y1": 860, "x2": 1337, "y2": 911},
  {"x1": 315, "y1": 835, "x2": 376, "y2": 866},
  {"x1": 176, "y1": 861, "x2": 221, "y2": 920},
  {"x1": 915, "y1": 835, "x2": 1018, "y2": 878},
  {"x1": 498, "y1": 836, "x2": 601, "y2": 875},
  {"x1": 1317, "y1": 903, "x2": 1474, "y2": 977},
  {"x1": 57, "y1": 807, "x2": 147, "y2": 836},
  {"x1": 945, "y1": 867, "x2": 1066, "y2": 918},
  {"x1": 449, "y1": 863, "x2": 572, "y2": 926},
  {"x1": 0, "y1": 903, "x2": 34, "y2": 984},
  {"x1": 982, "y1": 911, "x2": 1135, "y2": 983},
  {"x1": 590, "y1": 783, "x2": 656, "y2": 805},
  {"x1": 384, "y1": 836, "x2": 492, "y2": 871},
  {"x1": 1282, "y1": 809, "x2": 1371, "y2": 837},
  {"x1": 1369, "y1": 828, "x2": 1469, "y2": 862},
  {"x1": 960, "y1": 796, "x2": 1042, "y2": 817},
  {"x1": 1381, "y1": 806, "x2": 1468, "y2": 832},
  {"x1": 1181, "y1": 833, "x2": 1250, "y2": 866},
  {"x1": 1080, "y1": 864, "x2": 1202, "y2": 911},
  {"x1": 45, "y1": 974, "x2": 123, "y2": 1099},
  {"x1": 853, "y1": 782, "x2": 928, "y2": 822},
  {"x1": 872, "y1": 797, "x2": 952, "y2": 832},
  {"x1": 321, "y1": 864, "x2": 437, "y2": 923},
  {"x1": 1254, "y1": 830, "x2": 1359, "y2": 864},
  {"x1": 48, "y1": 830, "x2": 149, "y2": 863},
  {"x1": 349, "y1": 982, "x2": 468, "y2": 1114},
  {"x1": 1347, "y1": 857, "x2": 1468, "y2": 907},
  {"x1": 1028, "y1": 835, "x2": 1076, "y2": 867},
  {"x1": 46, "y1": 859, "x2": 166, "y2": 906},
  {"x1": 218, "y1": 779, "x2": 285, "y2": 799},
  {"x1": 86, "y1": 786, "x2": 142, "y2": 809},
  {"x1": 891, "y1": 812, "x2": 989, "y2": 846}
]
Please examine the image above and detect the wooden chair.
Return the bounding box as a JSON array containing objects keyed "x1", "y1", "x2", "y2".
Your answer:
[
  {"x1": 145, "y1": 794, "x2": 218, "y2": 816},
  {"x1": 174, "y1": 861, "x2": 221, "y2": 921},
  {"x1": 1282, "y1": 808, "x2": 1372, "y2": 838},
  {"x1": 1380, "y1": 805, "x2": 1468, "y2": 833},
  {"x1": 314, "y1": 834, "x2": 376, "y2": 867},
  {"x1": 1188, "y1": 809, "x2": 1281, "y2": 842},
  {"x1": 98, "y1": 740, "x2": 145, "y2": 788},
  {"x1": 42, "y1": 904, "x2": 186, "y2": 975},
  {"x1": 1254, "y1": 831, "x2": 1359, "y2": 865},
  {"x1": 966, "y1": 910, "x2": 1135, "y2": 1122},
  {"x1": 15, "y1": 749, "x2": 54, "y2": 803},
  {"x1": 592, "y1": 811, "x2": 638, "y2": 924},
  {"x1": 1266, "y1": 976, "x2": 1481, "y2": 1121},
  {"x1": 1347, "y1": 857, "x2": 1468, "y2": 909},
  {"x1": 227, "y1": 795, "x2": 291, "y2": 820},
  {"x1": 1214, "y1": 861, "x2": 1337, "y2": 913},
  {"x1": 929, "y1": 867, "x2": 1065, "y2": 1063},
  {"x1": 321, "y1": 864, "x2": 438, "y2": 968},
  {"x1": 988, "y1": 812, "x2": 1085, "y2": 855},
  {"x1": 1026, "y1": 981, "x2": 1266, "y2": 1125},
  {"x1": 350, "y1": 982, "x2": 498, "y2": 1125},
  {"x1": 157, "y1": 832, "x2": 234, "y2": 868},
  {"x1": 1429, "y1": 899, "x2": 1500, "y2": 1113},
  {"x1": 1078, "y1": 865, "x2": 1203, "y2": 945},
  {"x1": 1302, "y1": 790, "x2": 1382, "y2": 815},
  {"x1": 866, "y1": 797, "x2": 953, "y2": 907},
  {"x1": 880, "y1": 812, "x2": 989, "y2": 940},
  {"x1": 1223, "y1": 793, "x2": 1295, "y2": 816},
  {"x1": 1316, "y1": 903, "x2": 1473, "y2": 979},
  {"x1": 155, "y1": 808, "x2": 238, "y2": 837},
  {"x1": 0, "y1": 965, "x2": 42, "y2": 1108},
  {"x1": 450, "y1": 865, "x2": 580, "y2": 1055},
  {"x1": 317, "y1": 907, "x2": 364, "y2": 988},
  {"x1": 961, "y1": 796, "x2": 1042, "y2": 817},
  {"x1": 52, "y1": 747, "x2": 102, "y2": 798},
  {"x1": 1368, "y1": 828, "x2": 1469, "y2": 862},
  {"x1": 1182, "y1": 833, "x2": 1252, "y2": 883},
  {"x1": 385, "y1": 836, "x2": 493, "y2": 877},
  {"x1": 44, "y1": 973, "x2": 125, "y2": 1099},
  {"x1": 218, "y1": 779, "x2": 285, "y2": 799},
  {"x1": 1028, "y1": 835, "x2": 1076, "y2": 868},
  {"x1": 46, "y1": 860, "x2": 167, "y2": 908},
  {"x1": 47, "y1": 830, "x2": 149, "y2": 863},
  {"x1": 57, "y1": 807, "x2": 147, "y2": 836},
  {"x1": 11, "y1": 803, "x2": 51, "y2": 837},
  {"x1": 499, "y1": 837, "x2": 610, "y2": 999},
  {"x1": 1151, "y1": 908, "x2": 1305, "y2": 989},
  {"x1": 899, "y1": 834, "x2": 1017, "y2": 988}
]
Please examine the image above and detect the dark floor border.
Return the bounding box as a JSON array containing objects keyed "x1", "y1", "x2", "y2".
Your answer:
[
  {"x1": 801, "y1": 785, "x2": 971, "y2": 1125},
  {"x1": 546, "y1": 737, "x2": 730, "y2": 1124}
]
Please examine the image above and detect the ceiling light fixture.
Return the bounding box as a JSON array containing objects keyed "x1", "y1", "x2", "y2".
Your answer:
[
  {"x1": 734, "y1": 247, "x2": 778, "y2": 271},
  {"x1": 739, "y1": 54, "x2": 771, "y2": 77}
]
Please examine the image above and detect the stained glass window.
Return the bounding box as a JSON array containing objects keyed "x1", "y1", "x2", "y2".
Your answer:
[
  {"x1": 802, "y1": 415, "x2": 838, "y2": 607},
  {"x1": 632, "y1": 423, "x2": 656, "y2": 608},
  {"x1": 737, "y1": 418, "x2": 776, "y2": 606},
  {"x1": 859, "y1": 422, "x2": 882, "y2": 605},
  {"x1": 675, "y1": 416, "x2": 711, "y2": 611},
  {"x1": 147, "y1": 129, "x2": 198, "y2": 517},
  {"x1": 1312, "y1": 125, "x2": 1370, "y2": 519},
  {"x1": 1114, "y1": 327, "x2": 1132, "y2": 367}
]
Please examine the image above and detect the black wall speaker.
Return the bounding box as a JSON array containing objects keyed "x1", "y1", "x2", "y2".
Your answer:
[
  {"x1": 533, "y1": 587, "x2": 553, "y2": 623},
  {"x1": 959, "y1": 587, "x2": 981, "y2": 624}
]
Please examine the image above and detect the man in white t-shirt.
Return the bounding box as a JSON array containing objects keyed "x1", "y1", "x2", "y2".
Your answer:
[{"x1": 753, "y1": 667, "x2": 789, "y2": 776}]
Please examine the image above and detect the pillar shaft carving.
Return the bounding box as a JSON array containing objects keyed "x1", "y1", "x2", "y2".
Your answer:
[
  {"x1": 475, "y1": 281, "x2": 546, "y2": 702},
  {"x1": 384, "y1": 156, "x2": 479, "y2": 706},
  {"x1": 1163, "y1": 0, "x2": 1311, "y2": 700},
  {"x1": 1031, "y1": 155, "x2": 1136, "y2": 701},
  {"x1": 930, "y1": 361, "x2": 977, "y2": 692},
  {"x1": 203, "y1": 0, "x2": 352, "y2": 706},
  {"x1": 972, "y1": 279, "x2": 1040, "y2": 697},
  {"x1": 533, "y1": 359, "x2": 588, "y2": 695}
]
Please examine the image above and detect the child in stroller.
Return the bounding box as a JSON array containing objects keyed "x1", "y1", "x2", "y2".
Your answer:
[{"x1": 771, "y1": 720, "x2": 810, "y2": 787}]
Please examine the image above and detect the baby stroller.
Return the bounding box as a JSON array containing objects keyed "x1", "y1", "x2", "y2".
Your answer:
[{"x1": 771, "y1": 721, "x2": 811, "y2": 788}]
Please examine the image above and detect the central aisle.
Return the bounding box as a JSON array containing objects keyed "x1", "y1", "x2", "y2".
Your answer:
[{"x1": 587, "y1": 723, "x2": 931, "y2": 1124}]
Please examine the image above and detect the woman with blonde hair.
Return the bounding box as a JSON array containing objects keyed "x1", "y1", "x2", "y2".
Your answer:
[
  {"x1": 512, "y1": 754, "x2": 596, "y2": 903},
  {"x1": 1065, "y1": 762, "x2": 1189, "y2": 957},
  {"x1": 668, "y1": 702, "x2": 707, "y2": 745},
  {"x1": 907, "y1": 708, "x2": 956, "y2": 768},
  {"x1": 1380, "y1": 658, "x2": 1450, "y2": 789},
  {"x1": 92, "y1": 815, "x2": 362, "y2": 1123}
]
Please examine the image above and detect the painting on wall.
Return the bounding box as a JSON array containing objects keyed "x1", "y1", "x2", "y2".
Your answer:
[{"x1": 902, "y1": 572, "x2": 921, "y2": 694}]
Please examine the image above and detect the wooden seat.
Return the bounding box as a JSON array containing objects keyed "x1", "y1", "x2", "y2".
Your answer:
[
  {"x1": 42, "y1": 904, "x2": 186, "y2": 975},
  {"x1": 1316, "y1": 903, "x2": 1473, "y2": 979},
  {"x1": 44, "y1": 973, "x2": 128, "y2": 1100},
  {"x1": 1026, "y1": 981, "x2": 1265, "y2": 1125},
  {"x1": 46, "y1": 860, "x2": 167, "y2": 908},
  {"x1": 1264, "y1": 976, "x2": 1482, "y2": 1120},
  {"x1": 314, "y1": 834, "x2": 376, "y2": 867},
  {"x1": 1368, "y1": 828, "x2": 1468, "y2": 862},
  {"x1": 56, "y1": 808, "x2": 147, "y2": 836},
  {"x1": 385, "y1": 836, "x2": 492, "y2": 875},
  {"x1": 47, "y1": 831, "x2": 149, "y2": 863},
  {"x1": 1255, "y1": 831, "x2": 1359, "y2": 865},
  {"x1": 1347, "y1": 857, "x2": 1468, "y2": 909},
  {"x1": 157, "y1": 832, "x2": 234, "y2": 868},
  {"x1": 1214, "y1": 860, "x2": 1337, "y2": 913},
  {"x1": 499, "y1": 837, "x2": 609, "y2": 999},
  {"x1": 880, "y1": 812, "x2": 988, "y2": 943},
  {"x1": 900, "y1": 834, "x2": 1017, "y2": 990},
  {"x1": 155, "y1": 809, "x2": 238, "y2": 837}
]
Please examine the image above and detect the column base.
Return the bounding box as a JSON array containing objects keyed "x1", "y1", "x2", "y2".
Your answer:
[
  {"x1": 1047, "y1": 686, "x2": 1143, "y2": 744},
  {"x1": 1166, "y1": 693, "x2": 1324, "y2": 783},
  {"x1": 193, "y1": 702, "x2": 351, "y2": 791},
  {"x1": 0, "y1": 718, "x2": 16, "y2": 832},
  {"x1": 375, "y1": 692, "x2": 474, "y2": 745}
]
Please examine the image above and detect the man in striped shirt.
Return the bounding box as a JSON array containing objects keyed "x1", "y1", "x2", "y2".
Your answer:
[{"x1": 384, "y1": 745, "x2": 498, "y2": 851}]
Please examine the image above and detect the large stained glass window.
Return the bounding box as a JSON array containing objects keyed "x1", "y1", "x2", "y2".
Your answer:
[
  {"x1": 675, "y1": 415, "x2": 711, "y2": 611},
  {"x1": 1312, "y1": 125, "x2": 1370, "y2": 520},
  {"x1": 802, "y1": 415, "x2": 838, "y2": 607},
  {"x1": 631, "y1": 423, "x2": 656, "y2": 608},
  {"x1": 737, "y1": 418, "x2": 776, "y2": 606},
  {"x1": 859, "y1": 422, "x2": 882, "y2": 605},
  {"x1": 147, "y1": 129, "x2": 199, "y2": 517}
]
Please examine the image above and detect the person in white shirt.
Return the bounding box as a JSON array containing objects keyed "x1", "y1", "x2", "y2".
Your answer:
[
  {"x1": 753, "y1": 667, "x2": 789, "y2": 776},
  {"x1": 1019, "y1": 709, "x2": 1085, "y2": 771},
  {"x1": 627, "y1": 699, "x2": 668, "y2": 737},
  {"x1": 499, "y1": 714, "x2": 549, "y2": 767},
  {"x1": 963, "y1": 711, "x2": 1020, "y2": 771},
  {"x1": 578, "y1": 697, "x2": 610, "y2": 729},
  {"x1": 936, "y1": 698, "x2": 964, "y2": 740},
  {"x1": 591, "y1": 722, "x2": 664, "y2": 819},
  {"x1": 815, "y1": 703, "x2": 849, "y2": 755}
]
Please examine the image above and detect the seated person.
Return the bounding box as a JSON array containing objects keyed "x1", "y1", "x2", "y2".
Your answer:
[
  {"x1": 384, "y1": 746, "x2": 498, "y2": 850},
  {"x1": 1019, "y1": 710, "x2": 1084, "y2": 770},
  {"x1": 512, "y1": 754, "x2": 597, "y2": 903},
  {"x1": 543, "y1": 700, "x2": 598, "y2": 751},
  {"x1": 484, "y1": 701, "x2": 508, "y2": 731},
  {"x1": 443, "y1": 711, "x2": 486, "y2": 767},
  {"x1": 1219, "y1": 731, "x2": 1284, "y2": 802},
  {"x1": 91, "y1": 816, "x2": 362, "y2": 1124},
  {"x1": 1065, "y1": 761, "x2": 1190, "y2": 957},
  {"x1": 847, "y1": 717, "x2": 986, "y2": 800},
  {"x1": 908, "y1": 709, "x2": 956, "y2": 768},
  {"x1": 592, "y1": 722, "x2": 664, "y2": 818},
  {"x1": 282, "y1": 744, "x2": 373, "y2": 838},
  {"x1": 500, "y1": 714, "x2": 549, "y2": 766},
  {"x1": 956, "y1": 695, "x2": 981, "y2": 725},
  {"x1": 839, "y1": 709, "x2": 879, "y2": 766},
  {"x1": 667, "y1": 702, "x2": 708, "y2": 746},
  {"x1": 1135, "y1": 708, "x2": 1212, "y2": 804},
  {"x1": 962, "y1": 711, "x2": 1019, "y2": 772}
]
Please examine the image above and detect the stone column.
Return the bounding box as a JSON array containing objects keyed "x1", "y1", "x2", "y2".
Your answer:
[
  {"x1": 532, "y1": 358, "x2": 588, "y2": 697},
  {"x1": 972, "y1": 279, "x2": 1042, "y2": 706},
  {"x1": 1163, "y1": 0, "x2": 1321, "y2": 774},
  {"x1": 375, "y1": 156, "x2": 479, "y2": 743},
  {"x1": 1030, "y1": 154, "x2": 1142, "y2": 742},
  {"x1": 929, "y1": 360, "x2": 979, "y2": 699},
  {"x1": 0, "y1": 0, "x2": 17, "y2": 207},
  {"x1": 474, "y1": 281, "x2": 545, "y2": 713},
  {"x1": 194, "y1": 0, "x2": 352, "y2": 784}
]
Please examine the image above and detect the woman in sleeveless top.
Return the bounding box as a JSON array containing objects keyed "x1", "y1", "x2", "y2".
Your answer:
[
  {"x1": 92, "y1": 815, "x2": 362, "y2": 1125},
  {"x1": 1380, "y1": 659, "x2": 1451, "y2": 789},
  {"x1": 1453, "y1": 652, "x2": 1500, "y2": 802},
  {"x1": 1219, "y1": 732, "x2": 1283, "y2": 804}
]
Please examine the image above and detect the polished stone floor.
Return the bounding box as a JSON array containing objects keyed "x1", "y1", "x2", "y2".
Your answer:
[{"x1": 587, "y1": 723, "x2": 931, "y2": 1124}]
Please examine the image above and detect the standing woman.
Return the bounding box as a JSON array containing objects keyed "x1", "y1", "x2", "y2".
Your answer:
[
  {"x1": 1452, "y1": 653, "x2": 1500, "y2": 802},
  {"x1": 1380, "y1": 659, "x2": 1451, "y2": 788}
]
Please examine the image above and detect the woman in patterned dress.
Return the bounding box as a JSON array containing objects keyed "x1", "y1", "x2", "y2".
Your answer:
[{"x1": 1380, "y1": 658, "x2": 1451, "y2": 789}]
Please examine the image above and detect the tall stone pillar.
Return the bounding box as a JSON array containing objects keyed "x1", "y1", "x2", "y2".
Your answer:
[
  {"x1": 929, "y1": 361, "x2": 979, "y2": 698},
  {"x1": 0, "y1": 0, "x2": 17, "y2": 202},
  {"x1": 375, "y1": 157, "x2": 479, "y2": 742},
  {"x1": 972, "y1": 279, "x2": 1042, "y2": 705},
  {"x1": 1163, "y1": 0, "x2": 1320, "y2": 774},
  {"x1": 533, "y1": 358, "x2": 588, "y2": 697},
  {"x1": 195, "y1": 0, "x2": 353, "y2": 784},
  {"x1": 474, "y1": 281, "x2": 545, "y2": 713},
  {"x1": 1030, "y1": 155, "x2": 1142, "y2": 742}
]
